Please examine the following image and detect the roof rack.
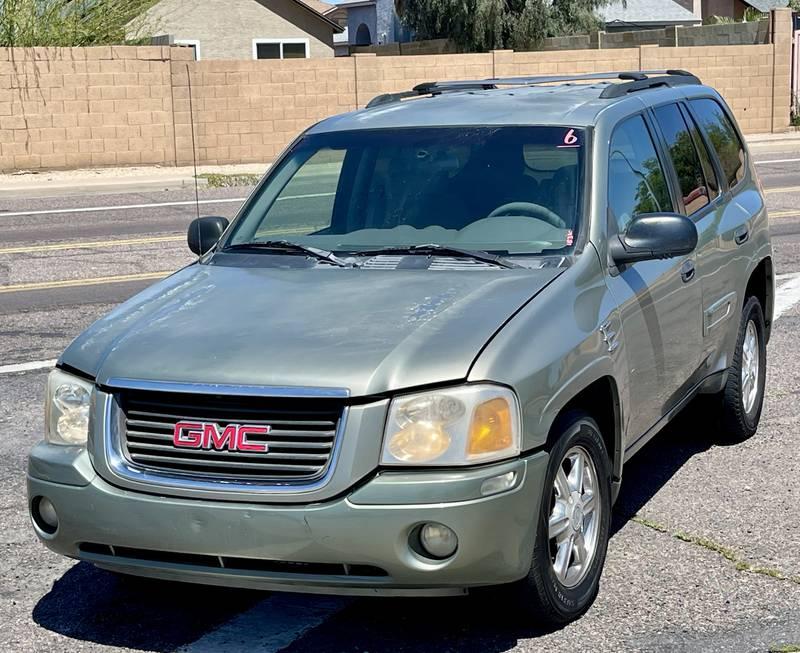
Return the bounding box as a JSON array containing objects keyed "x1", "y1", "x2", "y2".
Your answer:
[
  {"x1": 366, "y1": 81, "x2": 497, "y2": 108},
  {"x1": 365, "y1": 70, "x2": 701, "y2": 108}
]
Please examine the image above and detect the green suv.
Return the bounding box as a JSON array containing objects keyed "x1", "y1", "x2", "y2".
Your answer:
[{"x1": 29, "y1": 71, "x2": 772, "y2": 624}]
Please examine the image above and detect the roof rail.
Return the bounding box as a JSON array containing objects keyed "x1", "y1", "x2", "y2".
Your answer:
[
  {"x1": 365, "y1": 81, "x2": 497, "y2": 108},
  {"x1": 364, "y1": 70, "x2": 701, "y2": 108}
]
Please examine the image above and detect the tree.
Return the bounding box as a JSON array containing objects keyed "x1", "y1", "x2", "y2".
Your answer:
[
  {"x1": 0, "y1": 0, "x2": 157, "y2": 48},
  {"x1": 395, "y1": 0, "x2": 615, "y2": 52}
]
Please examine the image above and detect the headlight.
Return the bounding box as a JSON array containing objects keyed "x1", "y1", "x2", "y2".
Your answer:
[
  {"x1": 381, "y1": 385, "x2": 521, "y2": 466},
  {"x1": 45, "y1": 369, "x2": 94, "y2": 446}
]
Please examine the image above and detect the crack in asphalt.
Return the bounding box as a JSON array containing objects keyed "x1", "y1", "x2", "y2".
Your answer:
[{"x1": 631, "y1": 515, "x2": 800, "y2": 586}]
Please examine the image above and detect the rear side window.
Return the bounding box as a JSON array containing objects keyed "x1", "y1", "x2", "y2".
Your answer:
[
  {"x1": 608, "y1": 115, "x2": 673, "y2": 231},
  {"x1": 653, "y1": 103, "x2": 711, "y2": 215},
  {"x1": 685, "y1": 109, "x2": 720, "y2": 202},
  {"x1": 690, "y1": 98, "x2": 745, "y2": 189}
]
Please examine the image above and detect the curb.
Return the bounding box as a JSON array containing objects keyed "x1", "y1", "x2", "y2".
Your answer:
[{"x1": 0, "y1": 163, "x2": 271, "y2": 200}]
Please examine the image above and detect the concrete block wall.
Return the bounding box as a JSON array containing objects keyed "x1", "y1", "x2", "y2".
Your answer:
[
  {"x1": 641, "y1": 43, "x2": 776, "y2": 133},
  {"x1": 171, "y1": 57, "x2": 356, "y2": 165},
  {"x1": 0, "y1": 8, "x2": 793, "y2": 172},
  {"x1": 0, "y1": 45, "x2": 191, "y2": 172}
]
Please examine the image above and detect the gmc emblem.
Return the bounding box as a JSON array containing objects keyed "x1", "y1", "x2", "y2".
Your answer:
[{"x1": 172, "y1": 421, "x2": 270, "y2": 453}]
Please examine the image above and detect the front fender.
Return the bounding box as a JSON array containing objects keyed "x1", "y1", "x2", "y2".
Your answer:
[{"x1": 468, "y1": 248, "x2": 626, "y2": 480}]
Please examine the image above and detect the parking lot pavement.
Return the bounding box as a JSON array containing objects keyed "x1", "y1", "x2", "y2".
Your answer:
[{"x1": 2, "y1": 145, "x2": 800, "y2": 652}]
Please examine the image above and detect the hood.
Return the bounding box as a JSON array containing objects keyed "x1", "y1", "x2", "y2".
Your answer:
[{"x1": 62, "y1": 263, "x2": 562, "y2": 397}]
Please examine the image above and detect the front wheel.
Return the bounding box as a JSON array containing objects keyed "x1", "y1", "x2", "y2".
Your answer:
[
  {"x1": 715, "y1": 295, "x2": 767, "y2": 442},
  {"x1": 500, "y1": 411, "x2": 612, "y2": 625}
]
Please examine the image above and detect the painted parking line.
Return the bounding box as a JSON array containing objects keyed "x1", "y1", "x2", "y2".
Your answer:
[
  {"x1": 754, "y1": 158, "x2": 800, "y2": 165},
  {"x1": 0, "y1": 359, "x2": 57, "y2": 375},
  {"x1": 766, "y1": 186, "x2": 800, "y2": 195},
  {"x1": 0, "y1": 197, "x2": 247, "y2": 219},
  {"x1": 774, "y1": 273, "x2": 800, "y2": 320},
  {"x1": 0, "y1": 235, "x2": 184, "y2": 255},
  {"x1": 0, "y1": 271, "x2": 169, "y2": 294},
  {"x1": 178, "y1": 595, "x2": 350, "y2": 653}
]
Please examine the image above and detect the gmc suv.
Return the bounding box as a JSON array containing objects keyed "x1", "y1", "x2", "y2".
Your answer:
[{"x1": 29, "y1": 70, "x2": 772, "y2": 624}]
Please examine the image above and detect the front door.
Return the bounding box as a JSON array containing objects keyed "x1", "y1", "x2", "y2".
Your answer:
[{"x1": 603, "y1": 113, "x2": 704, "y2": 448}]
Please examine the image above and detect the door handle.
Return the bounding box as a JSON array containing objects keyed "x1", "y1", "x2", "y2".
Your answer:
[
  {"x1": 680, "y1": 260, "x2": 695, "y2": 283},
  {"x1": 734, "y1": 226, "x2": 749, "y2": 245}
]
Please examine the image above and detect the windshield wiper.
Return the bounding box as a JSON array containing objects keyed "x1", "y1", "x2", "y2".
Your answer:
[
  {"x1": 352, "y1": 244, "x2": 521, "y2": 269},
  {"x1": 222, "y1": 241, "x2": 351, "y2": 268}
]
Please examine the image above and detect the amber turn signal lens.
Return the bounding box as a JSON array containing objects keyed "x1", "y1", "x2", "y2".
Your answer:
[{"x1": 468, "y1": 397, "x2": 513, "y2": 455}]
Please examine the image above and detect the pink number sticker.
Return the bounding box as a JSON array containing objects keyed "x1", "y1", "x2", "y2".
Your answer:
[{"x1": 563, "y1": 129, "x2": 578, "y2": 146}]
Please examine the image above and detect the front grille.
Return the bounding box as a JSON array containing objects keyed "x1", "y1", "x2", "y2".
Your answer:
[{"x1": 117, "y1": 388, "x2": 344, "y2": 484}]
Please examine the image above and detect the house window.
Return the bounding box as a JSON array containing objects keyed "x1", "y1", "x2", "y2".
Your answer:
[
  {"x1": 174, "y1": 39, "x2": 201, "y2": 60},
  {"x1": 253, "y1": 39, "x2": 310, "y2": 60}
]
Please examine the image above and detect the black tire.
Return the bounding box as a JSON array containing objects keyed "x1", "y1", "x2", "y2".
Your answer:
[
  {"x1": 500, "y1": 411, "x2": 612, "y2": 625},
  {"x1": 716, "y1": 296, "x2": 767, "y2": 443}
]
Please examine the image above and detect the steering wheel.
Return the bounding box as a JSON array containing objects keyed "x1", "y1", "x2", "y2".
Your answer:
[{"x1": 487, "y1": 202, "x2": 567, "y2": 229}]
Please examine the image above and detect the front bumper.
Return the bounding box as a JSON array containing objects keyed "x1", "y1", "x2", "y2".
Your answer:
[{"x1": 28, "y1": 445, "x2": 548, "y2": 596}]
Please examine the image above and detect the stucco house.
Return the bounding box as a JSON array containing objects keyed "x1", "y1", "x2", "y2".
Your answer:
[
  {"x1": 673, "y1": 0, "x2": 788, "y2": 21},
  {"x1": 141, "y1": 0, "x2": 344, "y2": 59},
  {"x1": 597, "y1": 0, "x2": 702, "y2": 30},
  {"x1": 331, "y1": 0, "x2": 411, "y2": 48}
]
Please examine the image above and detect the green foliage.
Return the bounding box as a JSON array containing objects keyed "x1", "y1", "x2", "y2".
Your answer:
[
  {"x1": 0, "y1": 0, "x2": 157, "y2": 48},
  {"x1": 394, "y1": 0, "x2": 613, "y2": 52},
  {"x1": 198, "y1": 173, "x2": 262, "y2": 188},
  {"x1": 704, "y1": 8, "x2": 766, "y2": 24}
]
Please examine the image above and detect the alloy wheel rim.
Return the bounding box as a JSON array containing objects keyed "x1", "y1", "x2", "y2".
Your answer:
[
  {"x1": 741, "y1": 320, "x2": 760, "y2": 415},
  {"x1": 548, "y1": 445, "x2": 601, "y2": 589}
]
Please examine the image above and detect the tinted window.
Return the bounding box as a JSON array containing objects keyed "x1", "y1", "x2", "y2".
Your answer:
[
  {"x1": 653, "y1": 103, "x2": 710, "y2": 215},
  {"x1": 227, "y1": 127, "x2": 585, "y2": 255},
  {"x1": 690, "y1": 98, "x2": 745, "y2": 188},
  {"x1": 608, "y1": 115, "x2": 673, "y2": 231},
  {"x1": 685, "y1": 109, "x2": 720, "y2": 201}
]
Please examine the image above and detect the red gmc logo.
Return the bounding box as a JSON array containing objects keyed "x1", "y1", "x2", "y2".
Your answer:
[{"x1": 172, "y1": 421, "x2": 270, "y2": 453}]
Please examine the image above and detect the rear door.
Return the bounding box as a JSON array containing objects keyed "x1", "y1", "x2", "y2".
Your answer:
[
  {"x1": 604, "y1": 113, "x2": 703, "y2": 447},
  {"x1": 685, "y1": 97, "x2": 764, "y2": 362}
]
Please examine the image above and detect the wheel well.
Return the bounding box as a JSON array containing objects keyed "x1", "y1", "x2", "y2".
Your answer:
[
  {"x1": 745, "y1": 257, "x2": 773, "y2": 341},
  {"x1": 555, "y1": 376, "x2": 621, "y2": 481}
]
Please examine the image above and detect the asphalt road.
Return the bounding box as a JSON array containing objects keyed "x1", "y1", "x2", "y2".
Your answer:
[{"x1": 2, "y1": 144, "x2": 800, "y2": 652}]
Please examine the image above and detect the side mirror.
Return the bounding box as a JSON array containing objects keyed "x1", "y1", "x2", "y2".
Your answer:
[
  {"x1": 188, "y1": 216, "x2": 229, "y2": 256},
  {"x1": 609, "y1": 213, "x2": 697, "y2": 265}
]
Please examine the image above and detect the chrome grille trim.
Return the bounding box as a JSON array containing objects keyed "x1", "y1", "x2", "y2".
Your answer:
[{"x1": 102, "y1": 380, "x2": 349, "y2": 495}]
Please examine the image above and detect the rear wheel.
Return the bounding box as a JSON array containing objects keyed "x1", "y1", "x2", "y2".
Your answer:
[
  {"x1": 716, "y1": 296, "x2": 766, "y2": 442},
  {"x1": 500, "y1": 411, "x2": 612, "y2": 625}
]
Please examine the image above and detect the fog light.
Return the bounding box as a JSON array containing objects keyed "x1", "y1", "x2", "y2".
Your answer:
[
  {"x1": 419, "y1": 522, "x2": 458, "y2": 559},
  {"x1": 33, "y1": 497, "x2": 59, "y2": 534},
  {"x1": 480, "y1": 471, "x2": 517, "y2": 496}
]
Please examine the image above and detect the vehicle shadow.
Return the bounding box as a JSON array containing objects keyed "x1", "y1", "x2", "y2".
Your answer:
[
  {"x1": 281, "y1": 399, "x2": 728, "y2": 652},
  {"x1": 32, "y1": 399, "x2": 725, "y2": 652},
  {"x1": 31, "y1": 562, "x2": 263, "y2": 652}
]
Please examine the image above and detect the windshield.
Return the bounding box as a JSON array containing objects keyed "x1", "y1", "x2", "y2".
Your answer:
[{"x1": 225, "y1": 126, "x2": 586, "y2": 256}]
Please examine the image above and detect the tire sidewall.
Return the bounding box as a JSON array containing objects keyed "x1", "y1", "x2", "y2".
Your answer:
[
  {"x1": 737, "y1": 297, "x2": 767, "y2": 431},
  {"x1": 533, "y1": 413, "x2": 612, "y2": 620}
]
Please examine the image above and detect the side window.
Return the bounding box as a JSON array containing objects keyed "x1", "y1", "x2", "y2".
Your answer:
[
  {"x1": 690, "y1": 98, "x2": 746, "y2": 189},
  {"x1": 653, "y1": 103, "x2": 710, "y2": 215},
  {"x1": 608, "y1": 115, "x2": 673, "y2": 232},
  {"x1": 684, "y1": 107, "x2": 720, "y2": 202}
]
